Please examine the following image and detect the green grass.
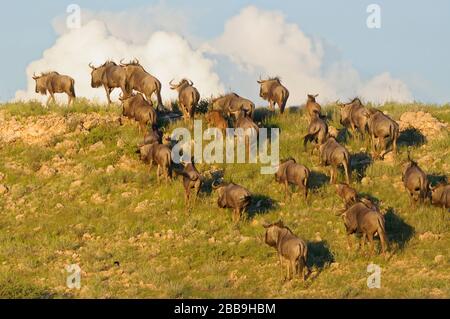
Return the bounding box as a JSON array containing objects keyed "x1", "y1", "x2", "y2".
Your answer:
[{"x1": 0, "y1": 102, "x2": 448, "y2": 298}]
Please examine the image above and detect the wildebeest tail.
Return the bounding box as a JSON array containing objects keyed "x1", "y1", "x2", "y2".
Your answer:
[
  {"x1": 280, "y1": 88, "x2": 289, "y2": 114},
  {"x1": 70, "y1": 78, "x2": 76, "y2": 98},
  {"x1": 156, "y1": 80, "x2": 164, "y2": 109},
  {"x1": 377, "y1": 214, "x2": 389, "y2": 251}
]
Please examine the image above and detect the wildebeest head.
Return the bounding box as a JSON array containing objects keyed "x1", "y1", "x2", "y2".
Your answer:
[
  {"x1": 430, "y1": 182, "x2": 448, "y2": 205},
  {"x1": 307, "y1": 94, "x2": 319, "y2": 103},
  {"x1": 169, "y1": 78, "x2": 193, "y2": 91},
  {"x1": 32, "y1": 73, "x2": 49, "y2": 94},
  {"x1": 89, "y1": 62, "x2": 113, "y2": 88},
  {"x1": 257, "y1": 77, "x2": 281, "y2": 99},
  {"x1": 263, "y1": 220, "x2": 289, "y2": 248}
]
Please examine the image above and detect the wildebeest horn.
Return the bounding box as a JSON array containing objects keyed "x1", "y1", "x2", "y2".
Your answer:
[
  {"x1": 335, "y1": 99, "x2": 344, "y2": 107},
  {"x1": 89, "y1": 62, "x2": 95, "y2": 70},
  {"x1": 211, "y1": 180, "x2": 222, "y2": 189},
  {"x1": 188, "y1": 79, "x2": 193, "y2": 86},
  {"x1": 169, "y1": 79, "x2": 176, "y2": 88},
  {"x1": 32, "y1": 72, "x2": 38, "y2": 80},
  {"x1": 262, "y1": 221, "x2": 271, "y2": 228}
]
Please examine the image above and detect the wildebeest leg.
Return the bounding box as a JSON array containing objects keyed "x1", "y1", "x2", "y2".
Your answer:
[
  {"x1": 298, "y1": 256, "x2": 306, "y2": 281},
  {"x1": 367, "y1": 233, "x2": 375, "y2": 255},
  {"x1": 290, "y1": 260, "x2": 296, "y2": 279},
  {"x1": 284, "y1": 180, "x2": 290, "y2": 199},
  {"x1": 347, "y1": 235, "x2": 353, "y2": 250},
  {"x1": 269, "y1": 100, "x2": 274, "y2": 111},
  {"x1": 104, "y1": 85, "x2": 112, "y2": 105},
  {"x1": 286, "y1": 260, "x2": 291, "y2": 281},
  {"x1": 47, "y1": 92, "x2": 56, "y2": 106},
  {"x1": 359, "y1": 233, "x2": 366, "y2": 253},
  {"x1": 278, "y1": 254, "x2": 284, "y2": 281},
  {"x1": 343, "y1": 161, "x2": 350, "y2": 185},
  {"x1": 330, "y1": 167, "x2": 336, "y2": 184},
  {"x1": 156, "y1": 165, "x2": 161, "y2": 184}
]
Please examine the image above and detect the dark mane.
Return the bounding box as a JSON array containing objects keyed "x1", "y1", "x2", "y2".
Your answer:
[
  {"x1": 40, "y1": 71, "x2": 59, "y2": 76},
  {"x1": 267, "y1": 76, "x2": 281, "y2": 82}
]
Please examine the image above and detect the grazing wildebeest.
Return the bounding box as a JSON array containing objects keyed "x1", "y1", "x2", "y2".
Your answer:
[
  {"x1": 367, "y1": 108, "x2": 399, "y2": 159},
  {"x1": 210, "y1": 93, "x2": 255, "y2": 119},
  {"x1": 212, "y1": 180, "x2": 252, "y2": 223},
  {"x1": 257, "y1": 77, "x2": 289, "y2": 114},
  {"x1": 205, "y1": 110, "x2": 228, "y2": 134},
  {"x1": 336, "y1": 98, "x2": 369, "y2": 139},
  {"x1": 402, "y1": 153, "x2": 429, "y2": 205},
  {"x1": 339, "y1": 201, "x2": 388, "y2": 255},
  {"x1": 119, "y1": 93, "x2": 157, "y2": 133},
  {"x1": 335, "y1": 183, "x2": 358, "y2": 208},
  {"x1": 303, "y1": 111, "x2": 328, "y2": 152},
  {"x1": 138, "y1": 142, "x2": 172, "y2": 183},
  {"x1": 33, "y1": 72, "x2": 76, "y2": 106},
  {"x1": 176, "y1": 160, "x2": 202, "y2": 209},
  {"x1": 275, "y1": 158, "x2": 310, "y2": 199},
  {"x1": 263, "y1": 221, "x2": 309, "y2": 281},
  {"x1": 169, "y1": 79, "x2": 200, "y2": 123},
  {"x1": 430, "y1": 182, "x2": 450, "y2": 209},
  {"x1": 120, "y1": 59, "x2": 165, "y2": 111},
  {"x1": 319, "y1": 137, "x2": 351, "y2": 184},
  {"x1": 305, "y1": 94, "x2": 322, "y2": 120},
  {"x1": 89, "y1": 60, "x2": 127, "y2": 105}
]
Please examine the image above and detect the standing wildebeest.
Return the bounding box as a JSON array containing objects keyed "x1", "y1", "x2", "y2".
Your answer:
[
  {"x1": 210, "y1": 93, "x2": 255, "y2": 119},
  {"x1": 119, "y1": 93, "x2": 157, "y2": 134},
  {"x1": 89, "y1": 60, "x2": 127, "y2": 105},
  {"x1": 275, "y1": 158, "x2": 309, "y2": 199},
  {"x1": 337, "y1": 98, "x2": 369, "y2": 139},
  {"x1": 176, "y1": 160, "x2": 202, "y2": 209},
  {"x1": 305, "y1": 94, "x2": 322, "y2": 120},
  {"x1": 303, "y1": 111, "x2": 328, "y2": 152},
  {"x1": 335, "y1": 183, "x2": 358, "y2": 208},
  {"x1": 33, "y1": 72, "x2": 76, "y2": 106},
  {"x1": 169, "y1": 79, "x2": 200, "y2": 123},
  {"x1": 402, "y1": 153, "x2": 429, "y2": 205},
  {"x1": 430, "y1": 182, "x2": 450, "y2": 209},
  {"x1": 205, "y1": 110, "x2": 228, "y2": 134},
  {"x1": 338, "y1": 201, "x2": 389, "y2": 255},
  {"x1": 212, "y1": 180, "x2": 252, "y2": 223},
  {"x1": 319, "y1": 137, "x2": 351, "y2": 184},
  {"x1": 120, "y1": 59, "x2": 165, "y2": 111},
  {"x1": 263, "y1": 221, "x2": 309, "y2": 281},
  {"x1": 367, "y1": 108, "x2": 399, "y2": 159},
  {"x1": 138, "y1": 142, "x2": 172, "y2": 183},
  {"x1": 257, "y1": 77, "x2": 289, "y2": 114}
]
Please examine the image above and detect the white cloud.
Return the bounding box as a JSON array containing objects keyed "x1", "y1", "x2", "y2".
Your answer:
[
  {"x1": 15, "y1": 5, "x2": 412, "y2": 106},
  {"x1": 207, "y1": 6, "x2": 412, "y2": 105},
  {"x1": 15, "y1": 20, "x2": 224, "y2": 104}
]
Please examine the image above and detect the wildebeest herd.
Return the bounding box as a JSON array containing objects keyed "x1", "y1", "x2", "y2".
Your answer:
[{"x1": 32, "y1": 59, "x2": 449, "y2": 282}]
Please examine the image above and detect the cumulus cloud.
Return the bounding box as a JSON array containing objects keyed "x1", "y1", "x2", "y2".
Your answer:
[
  {"x1": 207, "y1": 6, "x2": 412, "y2": 105},
  {"x1": 15, "y1": 20, "x2": 224, "y2": 104},
  {"x1": 15, "y1": 5, "x2": 412, "y2": 106}
]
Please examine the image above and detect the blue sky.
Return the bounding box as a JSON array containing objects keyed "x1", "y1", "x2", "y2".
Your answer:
[{"x1": 1, "y1": 0, "x2": 449, "y2": 103}]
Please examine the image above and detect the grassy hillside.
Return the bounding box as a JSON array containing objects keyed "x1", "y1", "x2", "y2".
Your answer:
[{"x1": 0, "y1": 101, "x2": 448, "y2": 298}]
